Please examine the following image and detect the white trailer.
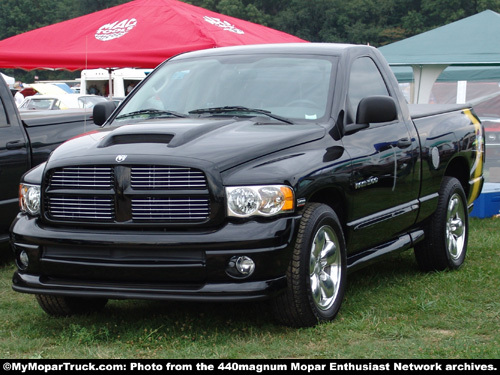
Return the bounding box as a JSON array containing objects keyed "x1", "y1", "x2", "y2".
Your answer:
[{"x1": 80, "y1": 68, "x2": 152, "y2": 98}]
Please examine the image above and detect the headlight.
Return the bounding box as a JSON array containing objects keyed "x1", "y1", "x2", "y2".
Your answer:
[
  {"x1": 19, "y1": 183, "x2": 41, "y2": 216},
  {"x1": 226, "y1": 185, "x2": 294, "y2": 218}
]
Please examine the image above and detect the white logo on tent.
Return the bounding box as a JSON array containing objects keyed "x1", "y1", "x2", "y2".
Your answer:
[
  {"x1": 95, "y1": 19, "x2": 137, "y2": 41},
  {"x1": 204, "y1": 16, "x2": 244, "y2": 34}
]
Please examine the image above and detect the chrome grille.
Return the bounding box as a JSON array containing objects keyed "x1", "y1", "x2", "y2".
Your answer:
[
  {"x1": 50, "y1": 167, "x2": 113, "y2": 189},
  {"x1": 47, "y1": 196, "x2": 114, "y2": 220},
  {"x1": 132, "y1": 197, "x2": 210, "y2": 221},
  {"x1": 131, "y1": 166, "x2": 207, "y2": 189},
  {"x1": 45, "y1": 165, "x2": 211, "y2": 224}
]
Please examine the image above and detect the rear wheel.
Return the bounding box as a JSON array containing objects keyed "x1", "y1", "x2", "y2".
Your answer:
[
  {"x1": 272, "y1": 203, "x2": 346, "y2": 327},
  {"x1": 35, "y1": 294, "x2": 108, "y2": 316},
  {"x1": 414, "y1": 177, "x2": 468, "y2": 271}
]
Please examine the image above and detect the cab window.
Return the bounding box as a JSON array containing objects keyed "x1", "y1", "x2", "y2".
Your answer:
[
  {"x1": 347, "y1": 57, "x2": 390, "y2": 121},
  {"x1": 0, "y1": 97, "x2": 8, "y2": 127}
]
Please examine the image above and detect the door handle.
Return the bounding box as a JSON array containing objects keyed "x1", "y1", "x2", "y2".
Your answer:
[
  {"x1": 6, "y1": 140, "x2": 25, "y2": 150},
  {"x1": 397, "y1": 138, "x2": 412, "y2": 149}
]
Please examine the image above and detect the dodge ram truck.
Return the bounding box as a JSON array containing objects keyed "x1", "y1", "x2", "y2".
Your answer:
[
  {"x1": 0, "y1": 75, "x2": 94, "y2": 254},
  {"x1": 10, "y1": 43, "x2": 484, "y2": 327}
]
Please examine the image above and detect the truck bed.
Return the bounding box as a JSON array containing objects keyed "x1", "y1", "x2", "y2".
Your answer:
[
  {"x1": 408, "y1": 103, "x2": 471, "y2": 119},
  {"x1": 20, "y1": 109, "x2": 93, "y2": 127},
  {"x1": 20, "y1": 109, "x2": 95, "y2": 167}
]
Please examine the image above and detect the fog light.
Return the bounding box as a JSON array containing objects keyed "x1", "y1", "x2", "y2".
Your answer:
[
  {"x1": 226, "y1": 256, "x2": 255, "y2": 279},
  {"x1": 18, "y1": 250, "x2": 29, "y2": 269}
]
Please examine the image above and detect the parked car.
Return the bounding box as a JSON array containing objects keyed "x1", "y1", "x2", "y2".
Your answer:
[
  {"x1": 482, "y1": 116, "x2": 500, "y2": 146},
  {"x1": 0, "y1": 75, "x2": 95, "y2": 254},
  {"x1": 108, "y1": 96, "x2": 125, "y2": 106},
  {"x1": 18, "y1": 94, "x2": 107, "y2": 111},
  {"x1": 480, "y1": 116, "x2": 500, "y2": 182}
]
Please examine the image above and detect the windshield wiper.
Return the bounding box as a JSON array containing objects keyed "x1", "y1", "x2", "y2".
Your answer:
[
  {"x1": 188, "y1": 106, "x2": 294, "y2": 124},
  {"x1": 116, "y1": 109, "x2": 188, "y2": 120}
]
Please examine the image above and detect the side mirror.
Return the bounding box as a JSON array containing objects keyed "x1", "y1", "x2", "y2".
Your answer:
[
  {"x1": 344, "y1": 96, "x2": 398, "y2": 136},
  {"x1": 93, "y1": 101, "x2": 117, "y2": 126},
  {"x1": 356, "y1": 95, "x2": 398, "y2": 125}
]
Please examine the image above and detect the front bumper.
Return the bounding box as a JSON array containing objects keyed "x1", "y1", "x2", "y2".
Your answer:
[{"x1": 11, "y1": 214, "x2": 300, "y2": 301}]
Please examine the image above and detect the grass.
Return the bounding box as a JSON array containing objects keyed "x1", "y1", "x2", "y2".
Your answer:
[{"x1": 0, "y1": 218, "x2": 499, "y2": 359}]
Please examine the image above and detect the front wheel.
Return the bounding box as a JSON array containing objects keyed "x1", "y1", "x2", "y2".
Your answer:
[
  {"x1": 36, "y1": 294, "x2": 108, "y2": 316},
  {"x1": 414, "y1": 177, "x2": 468, "y2": 271},
  {"x1": 272, "y1": 203, "x2": 347, "y2": 327}
]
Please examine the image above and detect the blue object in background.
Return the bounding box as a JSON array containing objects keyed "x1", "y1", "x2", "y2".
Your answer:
[{"x1": 470, "y1": 183, "x2": 500, "y2": 218}]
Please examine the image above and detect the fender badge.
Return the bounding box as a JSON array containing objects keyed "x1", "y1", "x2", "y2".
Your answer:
[
  {"x1": 431, "y1": 147, "x2": 440, "y2": 169},
  {"x1": 116, "y1": 155, "x2": 128, "y2": 163},
  {"x1": 354, "y1": 176, "x2": 379, "y2": 190},
  {"x1": 297, "y1": 198, "x2": 307, "y2": 207}
]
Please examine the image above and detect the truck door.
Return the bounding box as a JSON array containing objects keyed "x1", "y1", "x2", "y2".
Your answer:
[
  {"x1": 0, "y1": 95, "x2": 29, "y2": 243},
  {"x1": 341, "y1": 56, "x2": 420, "y2": 253}
]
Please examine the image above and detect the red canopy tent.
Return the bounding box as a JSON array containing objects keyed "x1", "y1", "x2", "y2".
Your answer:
[{"x1": 0, "y1": 0, "x2": 306, "y2": 71}]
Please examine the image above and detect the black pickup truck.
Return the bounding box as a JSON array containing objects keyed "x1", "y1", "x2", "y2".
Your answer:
[
  {"x1": 0, "y1": 75, "x2": 94, "y2": 253},
  {"x1": 10, "y1": 44, "x2": 484, "y2": 327}
]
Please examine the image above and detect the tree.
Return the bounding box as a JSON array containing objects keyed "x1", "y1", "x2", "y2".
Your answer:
[{"x1": 75, "y1": 0, "x2": 129, "y2": 15}]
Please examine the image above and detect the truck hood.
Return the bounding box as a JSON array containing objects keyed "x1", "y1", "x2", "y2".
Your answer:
[{"x1": 49, "y1": 118, "x2": 326, "y2": 171}]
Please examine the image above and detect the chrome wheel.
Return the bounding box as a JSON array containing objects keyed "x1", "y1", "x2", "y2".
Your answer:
[
  {"x1": 414, "y1": 177, "x2": 469, "y2": 272},
  {"x1": 272, "y1": 203, "x2": 346, "y2": 327},
  {"x1": 309, "y1": 225, "x2": 342, "y2": 311},
  {"x1": 446, "y1": 192, "x2": 466, "y2": 261}
]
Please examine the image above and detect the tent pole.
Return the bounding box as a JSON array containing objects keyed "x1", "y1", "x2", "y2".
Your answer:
[
  {"x1": 411, "y1": 64, "x2": 423, "y2": 104},
  {"x1": 412, "y1": 64, "x2": 447, "y2": 104},
  {"x1": 108, "y1": 68, "x2": 113, "y2": 99}
]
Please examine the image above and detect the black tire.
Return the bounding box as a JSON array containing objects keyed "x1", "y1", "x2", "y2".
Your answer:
[
  {"x1": 272, "y1": 203, "x2": 347, "y2": 327},
  {"x1": 35, "y1": 294, "x2": 108, "y2": 317},
  {"x1": 414, "y1": 177, "x2": 468, "y2": 272}
]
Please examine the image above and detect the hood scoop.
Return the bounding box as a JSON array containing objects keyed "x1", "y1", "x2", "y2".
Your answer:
[
  {"x1": 100, "y1": 133, "x2": 174, "y2": 147},
  {"x1": 98, "y1": 125, "x2": 175, "y2": 147}
]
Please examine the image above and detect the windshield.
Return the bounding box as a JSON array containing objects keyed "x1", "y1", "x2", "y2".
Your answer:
[
  {"x1": 21, "y1": 98, "x2": 57, "y2": 110},
  {"x1": 115, "y1": 54, "x2": 336, "y2": 123},
  {"x1": 78, "y1": 96, "x2": 107, "y2": 108}
]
